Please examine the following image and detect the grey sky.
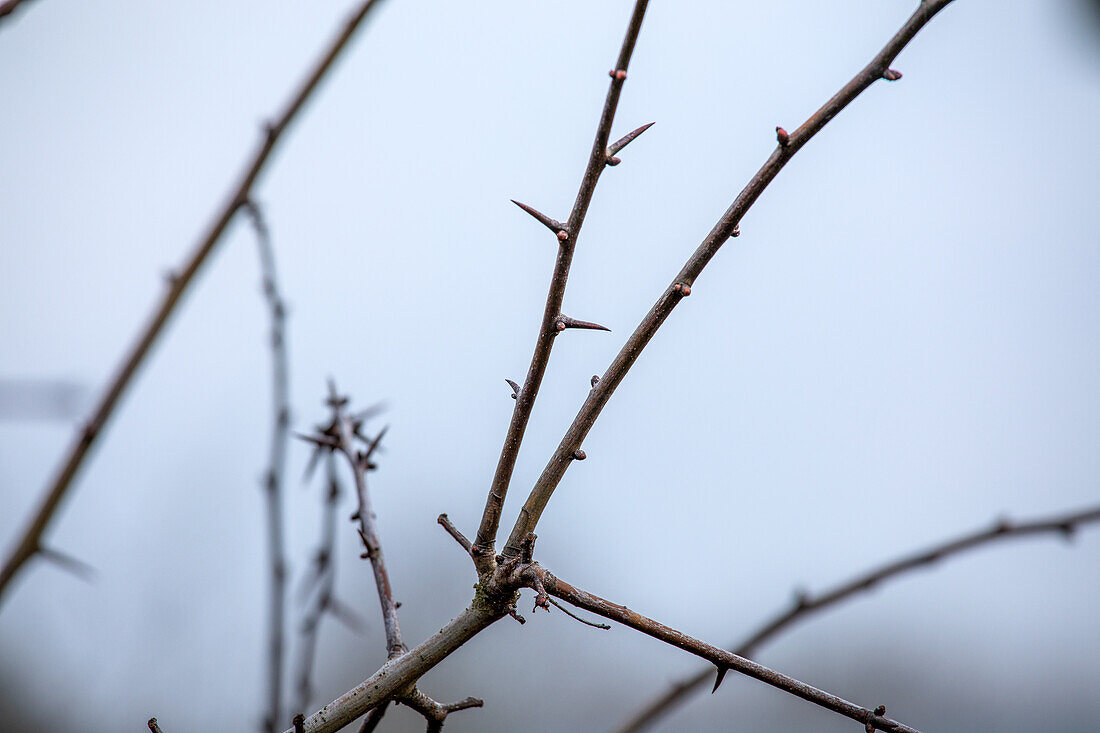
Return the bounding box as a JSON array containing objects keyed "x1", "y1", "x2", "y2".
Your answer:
[{"x1": 2, "y1": 1, "x2": 1098, "y2": 731}]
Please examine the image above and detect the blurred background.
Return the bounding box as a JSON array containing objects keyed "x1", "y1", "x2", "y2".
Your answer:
[{"x1": 2, "y1": 0, "x2": 1099, "y2": 730}]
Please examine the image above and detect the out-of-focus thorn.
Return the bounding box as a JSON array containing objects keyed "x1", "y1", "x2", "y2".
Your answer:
[
  {"x1": 711, "y1": 665, "x2": 729, "y2": 693},
  {"x1": 555, "y1": 315, "x2": 610, "y2": 333},
  {"x1": 511, "y1": 199, "x2": 567, "y2": 238},
  {"x1": 505, "y1": 378, "x2": 521, "y2": 399},
  {"x1": 295, "y1": 432, "x2": 339, "y2": 449},
  {"x1": 607, "y1": 121, "x2": 655, "y2": 159},
  {"x1": 882, "y1": 68, "x2": 903, "y2": 81},
  {"x1": 776, "y1": 126, "x2": 790, "y2": 147},
  {"x1": 38, "y1": 546, "x2": 96, "y2": 582}
]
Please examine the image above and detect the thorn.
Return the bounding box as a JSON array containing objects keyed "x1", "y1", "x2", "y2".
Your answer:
[
  {"x1": 511, "y1": 199, "x2": 567, "y2": 238},
  {"x1": 711, "y1": 665, "x2": 729, "y2": 693},
  {"x1": 572, "y1": 449, "x2": 586, "y2": 461},
  {"x1": 555, "y1": 315, "x2": 610, "y2": 333},
  {"x1": 590, "y1": 375, "x2": 600, "y2": 387},
  {"x1": 505, "y1": 378, "x2": 521, "y2": 399},
  {"x1": 607, "y1": 121, "x2": 655, "y2": 161},
  {"x1": 776, "y1": 126, "x2": 790, "y2": 147},
  {"x1": 38, "y1": 546, "x2": 96, "y2": 581},
  {"x1": 294, "y1": 432, "x2": 339, "y2": 449},
  {"x1": 672, "y1": 283, "x2": 691, "y2": 296},
  {"x1": 882, "y1": 68, "x2": 903, "y2": 81}
]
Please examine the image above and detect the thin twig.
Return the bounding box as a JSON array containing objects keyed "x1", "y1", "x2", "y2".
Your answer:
[
  {"x1": 321, "y1": 383, "x2": 405, "y2": 658},
  {"x1": 473, "y1": 0, "x2": 653, "y2": 569},
  {"x1": 399, "y1": 688, "x2": 484, "y2": 733},
  {"x1": 0, "y1": 0, "x2": 389, "y2": 607},
  {"x1": 243, "y1": 200, "x2": 292, "y2": 733},
  {"x1": 356, "y1": 702, "x2": 390, "y2": 733},
  {"x1": 526, "y1": 566, "x2": 918, "y2": 733},
  {"x1": 615, "y1": 503, "x2": 1100, "y2": 733},
  {"x1": 293, "y1": 456, "x2": 344, "y2": 715},
  {"x1": 502, "y1": 0, "x2": 956, "y2": 556}
]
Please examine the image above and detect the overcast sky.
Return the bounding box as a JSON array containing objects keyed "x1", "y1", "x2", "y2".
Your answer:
[{"x1": 2, "y1": 1, "x2": 1099, "y2": 731}]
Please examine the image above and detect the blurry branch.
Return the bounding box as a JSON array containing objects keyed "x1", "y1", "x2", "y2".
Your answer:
[
  {"x1": 521, "y1": 562, "x2": 916, "y2": 733},
  {"x1": 502, "y1": 0, "x2": 956, "y2": 555},
  {"x1": 0, "y1": 0, "x2": 36, "y2": 26},
  {"x1": 615, "y1": 503, "x2": 1100, "y2": 733},
  {"x1": 292, "y1": 456, "x2": 356, "y2": 717},
  {"x1": 243, "y1": 201, "x2": 293, "y2": 733},
  {"x1": 0, "y1": 0, "x2": 388, "y2": 607},
  {"x1": 472, "y1": 0, "x2": 653, "y2": 571}
]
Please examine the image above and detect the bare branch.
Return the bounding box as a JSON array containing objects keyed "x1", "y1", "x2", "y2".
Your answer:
[
  {"x1": 243, "y1": 200, "x2": 292, "y2": 733},
  {"x1": 473, "y1": 0, "x2": 652, "y2": 569},
  {"x1": 502, "y1": 0, "x2": 957, "y2": 556},
  {"x1": 293, "y1": 456, "x2": 344, "y2": 714},
  {"x1": 399, "y1": 688, "x2": 484, "y2": 733},
  {"x1": 615, "y1": 503, "x2": 1100, "y2": 733},
  {"x1": 0, "y1": 0, "x2": 390, "y2": 607},
  {"x1": 437, "y1": 514, "x2": 473, "y2": 554},
  {"x1": 525, "y1": 566, "x2": 918, "y2": 733},
  {"x1": 322, "y1": 384, "x2": 405, "y2": 658}
]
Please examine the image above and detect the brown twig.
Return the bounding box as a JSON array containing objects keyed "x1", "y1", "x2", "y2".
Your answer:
[
  {"x1": 293, "y1": 456, "x2": 352, "y2": 715},
  {"x1": 615, "y1": 503, "x2": 1100, "y2": 733},
  {"x1": 398, "y1": 688, "x2": 484, "y2": 733},
  {"x1": 502, "y1": 0, "x2": 956, "y2": 556},
  {"x1": 243, "y1": 200, "x2": 292, "y2": 733},
  {"x1": 0, "y1": 0, "x2": 389, "y2": 607},
  {"x1": 472, "y1": 0, "x2": 653, "y2": 569},
  {"x1": 525, "y1": 566, "x2": 918, "y2": 733},
  {"x1": 317, "y1": 382, "x2": 405, "y2": 658}
]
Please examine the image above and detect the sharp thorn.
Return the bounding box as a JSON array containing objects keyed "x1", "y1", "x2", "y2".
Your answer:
[
  {"x1": 555, "y1": 315, "x2": 611, "y2": 333},
  {"x1": 607, "y1": 121, "x2": 655, "y2": 157},
  {"x1": 511, "y1": 199, "x2": 566, "y2": 237},
  {"x1": 712, "y1": 665, "x2": 729, "y2": 693}
]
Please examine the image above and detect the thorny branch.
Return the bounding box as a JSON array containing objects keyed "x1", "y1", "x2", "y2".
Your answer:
[
  {"x1": 243, "y1": 201, "x2": 293, "y2": 733},
  {"x1": 0, "y1": 0, "x2": 389, "y2": 606},
  {"x1": 522, "y1": 564, "x2": 917, "y2": 733},
  {"x1": 473, "y1": 0, "x2": 653, "y2": 570},
  {"x1": 615, "y1": 504, "x2": 1100, "y2": 733},
  {"x1": 288, "y1": 3, "x2": 970, "y2": 732},
  {"x1": 502, "y1": 0, "x2": 957, "y2": 556}
]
